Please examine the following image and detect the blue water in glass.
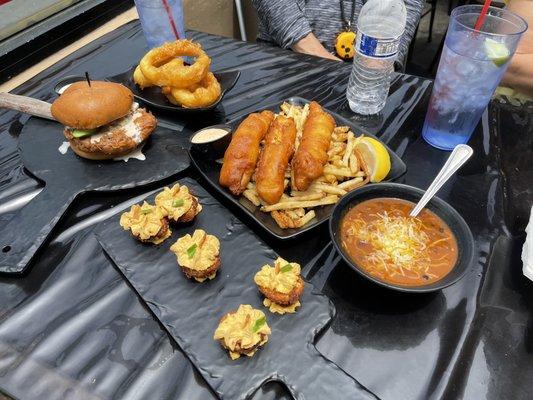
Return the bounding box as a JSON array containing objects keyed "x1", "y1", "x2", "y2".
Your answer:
[
  {"x1": 134, "y1": 0, "x2": 186, "y2": 48},
  {"x1": 422, "y1": 31, "x2": 508, "y2": 150}
]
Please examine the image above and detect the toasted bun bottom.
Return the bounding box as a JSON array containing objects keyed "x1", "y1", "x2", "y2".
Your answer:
[{"x1": 68, "y1": 141, "x2": 143, "y2": 160}]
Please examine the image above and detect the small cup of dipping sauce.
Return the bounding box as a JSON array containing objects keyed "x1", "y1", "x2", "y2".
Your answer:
[{"x1": 190, "y1": 124, "x2": 232, "y2": 159}]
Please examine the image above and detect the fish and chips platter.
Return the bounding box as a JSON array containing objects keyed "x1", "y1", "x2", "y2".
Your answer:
[{"x1": 190, "y1": 97, "x2": 407, "y2": 239}]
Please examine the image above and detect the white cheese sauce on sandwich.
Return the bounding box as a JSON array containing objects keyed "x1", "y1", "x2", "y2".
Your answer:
[
  {"x1": 113, "y1": 143, "x2": 146, "y2": 162},
  {"x1": 58, "y1": 141, "x2": 70, "y2": 154},
  {"x1": 90, "y1": 102, "x2": 143, "y2": 144}
]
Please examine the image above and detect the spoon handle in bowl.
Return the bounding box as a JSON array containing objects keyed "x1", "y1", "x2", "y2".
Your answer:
[{"x1": 410, "y1": 144, "x2": 473, "y2": 217}]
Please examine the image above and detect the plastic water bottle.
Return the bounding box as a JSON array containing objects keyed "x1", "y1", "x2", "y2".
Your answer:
[{"x1": 347, "y1": 0, "x2": 407, "y2": 115}]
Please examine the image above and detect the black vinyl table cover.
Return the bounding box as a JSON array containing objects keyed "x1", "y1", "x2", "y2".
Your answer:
[{"x1": 0, "y1": 22, "x2": 532, "y2": 400}]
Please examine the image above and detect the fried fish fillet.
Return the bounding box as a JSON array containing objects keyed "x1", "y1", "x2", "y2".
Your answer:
[
  {"x1": 256, "y1": 115, "x2": 297, "y2": 204},
  {"x1": 292, "y1": 101, "x2": 336, "y2": 191},
  {"x1": 219, "y1": 110, "x2": 274, "y2": 195}
]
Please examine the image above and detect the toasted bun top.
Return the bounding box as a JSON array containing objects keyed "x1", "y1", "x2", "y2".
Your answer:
[{"x1": 51, "y1": 81, "x2": 134, "y2": 129}]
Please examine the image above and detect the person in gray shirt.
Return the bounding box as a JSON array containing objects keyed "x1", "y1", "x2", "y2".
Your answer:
[{"x1": 251, "y1": 0, "x2": 424, "y2": 69}]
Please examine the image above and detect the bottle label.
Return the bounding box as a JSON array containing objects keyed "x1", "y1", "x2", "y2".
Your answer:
[{"x1": 355, "y1": 33, "x2": 401, "y2": 59}]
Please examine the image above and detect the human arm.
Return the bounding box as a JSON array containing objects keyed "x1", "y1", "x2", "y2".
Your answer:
[
  {"x1": 501, "y1": 0, "x2": 533, "y2": 97},
  {"x1": 251, "y1": 0, "x2": 341, "y2": 60},
  {"x1": 292, "y1": 33, "x2": 342, "y2": 61},
  {"x1": 252, "y1": 0, "x2": 313, "y2": 49}
]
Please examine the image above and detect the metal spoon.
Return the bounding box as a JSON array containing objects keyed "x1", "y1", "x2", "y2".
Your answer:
[{"x1": 410, "y1": 144, "x2": 473, "y2": 217}]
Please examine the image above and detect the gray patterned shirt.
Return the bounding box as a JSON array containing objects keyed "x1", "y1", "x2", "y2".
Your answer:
[{"x1": 252, "y1": 0, "x2": 424, "y2": 69}]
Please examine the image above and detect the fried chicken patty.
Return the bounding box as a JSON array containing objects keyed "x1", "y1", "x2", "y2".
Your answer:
[
  {"x1": 170, "y1": 196, "x2": 200, "y2": 224},
  {"x1": 180, "y1": 255, "x2": 220, "y2": 280},
  {"x1": 257, "y1": 275, "x2": 305, "y2": 306},
  {"x1": 137, "y1": 218, "x2": 170, "y2": 243},
  {"x1": 64, "y1": 107, "x2": 156, "y2": 159}
]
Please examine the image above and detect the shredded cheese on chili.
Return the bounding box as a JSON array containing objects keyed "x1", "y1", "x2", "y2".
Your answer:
[{"x1": 346, "y1": 211, "x2": 447, "y2": 279}]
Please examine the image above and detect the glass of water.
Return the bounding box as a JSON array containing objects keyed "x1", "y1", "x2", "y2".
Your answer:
[
  {"x1": 422, "y1": 5, "x2": 527, "y2": 150},
  {"x1": 134, "y1": 0, "x2": 186, "y2": 48}
]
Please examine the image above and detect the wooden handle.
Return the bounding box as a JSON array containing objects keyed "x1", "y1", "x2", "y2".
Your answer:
[{"x1": 0, "y1": 93, "x2": 55, "y2": 120}]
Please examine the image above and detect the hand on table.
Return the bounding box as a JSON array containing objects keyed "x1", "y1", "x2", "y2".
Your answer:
[{"x1": 292, "y1": 33, "x2": 342, "y2": 62}]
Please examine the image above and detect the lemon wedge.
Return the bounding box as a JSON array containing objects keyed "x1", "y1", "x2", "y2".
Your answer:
[
  {"x1": 354, "y1": 137, "x2": 391, "y2": 183},
  {"x1": 485, "y1": 38, "x2": 510, "y2": 67}
]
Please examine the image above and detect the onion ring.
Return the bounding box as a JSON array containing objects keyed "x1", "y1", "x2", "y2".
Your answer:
[
  {"x1": 164, "y1": 72, "x2": 221, "y2": 108},
  {"x1": 133, "y1": 65, "x2": 153, "y2": 89},
  {"x1": 139, "y1": 40, "x2": 210, "y2": 88},
  {"x1": 134, "y1": 58, "x2": 184, "y2": 89}
]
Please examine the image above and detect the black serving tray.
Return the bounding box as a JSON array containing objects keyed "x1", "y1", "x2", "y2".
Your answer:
[
  {"x1": 95, "y1": 177, "x2": 376, "y2": 400},
  {"x1": 0, "y1": 117, "x2": 189, "y2": 275},
  {"x1": 54, "y1": 67, "x2": 241, "y2": 113},
  {"x1": 189, "y1": 97, "x2": 407, "y2": 240}
]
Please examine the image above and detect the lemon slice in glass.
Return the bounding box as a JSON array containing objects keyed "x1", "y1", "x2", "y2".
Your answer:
[
  {"x1": 485, "y1": 38, "x2": 510, "y2": 67},
  {"x1": 354, "y1": 137, "x2": 391, "y2": 183}
]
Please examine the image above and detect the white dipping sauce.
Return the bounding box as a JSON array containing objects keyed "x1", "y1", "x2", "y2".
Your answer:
[
  {"x1": 191, "y1": 128, "x2": 230, "y2": 144},
  {"x1": 57, "y1": 83, "x2": 73, "y2": 94},
  {"x1": 58, "y1": 141, "x2": 70, "y2": 154}
]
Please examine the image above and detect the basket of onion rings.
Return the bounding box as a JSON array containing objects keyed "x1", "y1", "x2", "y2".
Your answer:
[{"x1": 134, "y1": 40, "x2": 223, "y2": 109}]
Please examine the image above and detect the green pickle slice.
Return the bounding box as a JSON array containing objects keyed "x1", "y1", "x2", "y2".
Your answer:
[{"x1": 72, "y1": 129, "x2": 96, "y2": 138}]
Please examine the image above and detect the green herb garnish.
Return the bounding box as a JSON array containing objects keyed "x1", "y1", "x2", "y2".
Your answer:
[
  {"x1": 187, "y1": 243, "x2": 197, "y2": 259},
  {"x1": 173, "y1": 199, "x2": 184, "y2": 207},
  {"x1": 280, "y1": 263, "x2": 292, "y2": 273},
  {"x1": 252, "y1": 316, "x2": 266, "y2": 333},
  {"x1": 140, "y1": 208, "x2": 152, "y2": 214},
  {"x1": 72, "y1": 128, "x2": 96, "y2": 138}
]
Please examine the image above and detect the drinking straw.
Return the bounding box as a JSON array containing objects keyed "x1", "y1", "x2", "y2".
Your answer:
[
  {"x1": 161, "y1": 0, "x2": 180, "y2": 40},
  {"x1": 474, "y1": 0, "x2": 492, "y2": 31}
]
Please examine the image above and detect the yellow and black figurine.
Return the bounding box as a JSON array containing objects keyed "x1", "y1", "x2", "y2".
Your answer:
[
  {"x1": 335, "y1": 30, "x2": 356, "y2": 60},
  {"x1": 335, "y1": 1, "x2": 357, "y2": 60}
]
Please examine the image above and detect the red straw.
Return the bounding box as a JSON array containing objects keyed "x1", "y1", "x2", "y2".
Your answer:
[
  {"x1": 161, "y1": 0, "x2": 180, "y2": 40},
  {"x1": 474, "y1": 0, "x2": 492, "y2": 31}
]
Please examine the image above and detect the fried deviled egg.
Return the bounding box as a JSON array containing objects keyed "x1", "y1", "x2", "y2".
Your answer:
[
  {"x1": 155, "y1": 184, "x2": 202, "y2": 224},
  {"x1": 213, "y1": 304, "x2": 271, "y2": 360},
  {"x1": 119, "y1": 202, "x2": 171, "y2": 244},
  {"x1": 170, "y1": 229, "x2": 220, "y2": 282},
  {"x1": 254, "y1": 257, "x2": 304, "y2": 314}
]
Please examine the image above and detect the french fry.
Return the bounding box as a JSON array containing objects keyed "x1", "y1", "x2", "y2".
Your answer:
[
  {"x1": 323, "y1": 165, "x2": 353, "y2": 177},
  {"x1": 312, "y1": 182, "x2": 347, "y2": 196},
  {"x1": 286, "y1": 209, "x2": 304, "y2": 219},
  {"x1": 342, "y1": 132, "x2": 355, "y2": 166},
  {"x1": 332, "y1": 158, "x2": 344, "y2": 168},
  {"x1": 261, "y1": 195, "x2": 338, "y2": 212},
  {"x1": 243, "y1": 189, "x2": 261, "y2": 206},
  {"x1": 297, "y1": 210, "x2": 316, "y2": 227},
  {"x1": 293, "y1": 208, "x2": 305, "y2": 218},
  {"x1": 285, "y1": 191, "x2": 324, "y2": 201},
  {"x1": 338, "y1": 177, "x2": 364, "y2": 191},
  {"x1": 349, "y1": 153, "x2": 359, "y2": 174}
]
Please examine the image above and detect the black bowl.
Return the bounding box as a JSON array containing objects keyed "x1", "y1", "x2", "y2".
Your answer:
[
  {"x1": 329, "y1": 183, "x2": 475, "y2": 293},
  {"x1": 189, "y1": 124, "x2": 232, "y2": 159}
]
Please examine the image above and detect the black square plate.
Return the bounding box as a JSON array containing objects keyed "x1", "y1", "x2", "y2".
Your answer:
[{"x1": 189, "y1": 97, "x2": 407, "y2": 240}]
